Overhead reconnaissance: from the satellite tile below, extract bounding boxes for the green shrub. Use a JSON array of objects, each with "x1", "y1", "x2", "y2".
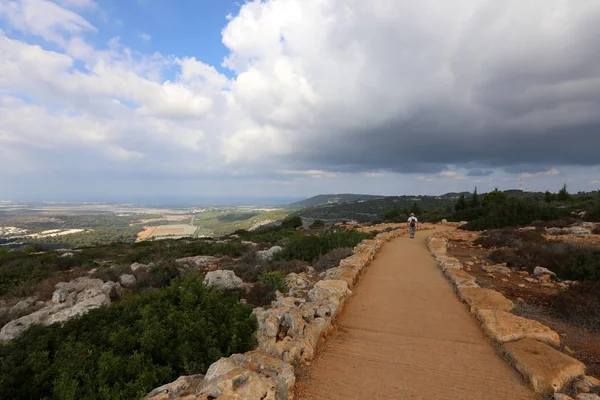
[
  {"x1": 0, "y1": 274, "x2": 256, "y2": 400},
  {"x1": 313, "y1": 247, "x2": 353, "y2": 271},
  {"x1": 258, "y1": 270, "x2": 286, "y2": 292},
  {"x1": 310, "y1": 220, "x2": 325, "y2": 228},
  {"x1": 489, "y1": 242, "x2": 600, "y2": 281},
  {"x1": 276, "y1": 229, "x2": 370, "y2": 263},
  {"x1": 281, "y1": 216, "x2": 303, "y2": 229},
  {"x1": 473, "y1": 228, "x2": 545, "y2": 249}
]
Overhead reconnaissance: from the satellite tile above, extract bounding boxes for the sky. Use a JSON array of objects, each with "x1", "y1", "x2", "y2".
[{"x1": 1, "y1": 0, "x2": 600, "y2": 202}]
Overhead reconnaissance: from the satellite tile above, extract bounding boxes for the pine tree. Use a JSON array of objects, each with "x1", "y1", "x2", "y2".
[
  {"x1": 470, "y1": 187, "x2": 480, "y2": 208},
  {"x1": 455, "y1": 194, "x2": 467, "y2": 212},
  {"x1": 544, "y1": 190, "x2": 554, "y2": 203},
  {"x1": 557, "y1": 184, "x2": 570, "y2": 202},
  {"x1": 410, "y1": 202, "x2": 422, "y2": 215}
]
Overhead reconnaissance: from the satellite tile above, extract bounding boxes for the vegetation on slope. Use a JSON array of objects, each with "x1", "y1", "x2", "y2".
[{"x1": 0, "y1": 275, "x2": 256, "y2": 400}]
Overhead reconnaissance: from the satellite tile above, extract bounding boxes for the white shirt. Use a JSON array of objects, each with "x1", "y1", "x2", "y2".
[{"x1": 407, "y1": 216, "x2": 418, "y2": 226}]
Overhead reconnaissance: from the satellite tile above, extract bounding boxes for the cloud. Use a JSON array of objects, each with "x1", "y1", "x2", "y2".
[
  {"x1": 0, "y1": 0, "x2": 96, "y2": 45},
  {"x1": 1, "y1": 0, "x2": 600, "y2": 197},
  {"x1": 139, "y1": 32, "x2": 151, "y2": 42},
  {"x1": 591, "y1": 180, "x2": 600, "y2": 185},
  {"x1": 520, "y1": 168, "x2": 560, "y2": 179},
  {"x1": 467, "y1": 169, "x2": 494, "y2": 177}
]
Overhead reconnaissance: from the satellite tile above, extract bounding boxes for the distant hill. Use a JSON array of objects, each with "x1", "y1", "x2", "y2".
[
  {"x1": 285, "y1": 194, "x2": 386, "y2": 210},
  {"x1": 293, "y1": 195, "x2": 456, "y2": 222}
]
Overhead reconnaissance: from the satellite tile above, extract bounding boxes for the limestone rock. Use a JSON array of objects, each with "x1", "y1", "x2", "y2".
[
  {"x1": 59, "y1": 252, "x2": 74, "y2": 258},
  {"x1": 554, "y1": 395, "x2": 574, "y2": 400},
  {"x1": 445, "y1": 269, "x2": 478, "y2": 289},
  {"x1": 1, "y1": 277, "x2": 121, "y2": 341},
  {"x1": 503, "y1": 338, "x2": 586, "y2": 394},
  {"x1": 176, "y1": 256, "x2": 217, "y2": 269},
  {"x1": 458, "y1": 287, "x2": 514, "y2": 313},
  {"x1": 119, "y1": 274, "x2": 137, "y2": 288},
  {"x1": 145, "y1": 374, "x2": 204, "y2": 399},
  {"x1": 534, "y1": 267, "x2": 557, "y2": 279},
  {"x1": 130, "y1": 262, "x2": 149, "y2": 272},
  {"x1": 475, "y1": 309, "x2": 561, "y2": 346},
  {"x1": 9, "y1": 296, "x2": 37, "y2": 314},
  {"x1": 204, "y1": 270, "x2": 243, "y2": 290},
  {"x1": 256, "y1": 246, "x2": 283, "y2": 261},
  {"x1": 145, "y1": 351, "x2": 294, "y2": 400},
  {"x1": 576, "y1": 395, "x2": 600, "y2": 400},
  {"x1": 565, "y1": 226, "x2": 592, "y2": 236},
  {"x1": 584, "y1": 375, "x2": 600, "y2": 387},
  {"x1": 482, "y1": 264, "x2": 512, "y2": 275}
]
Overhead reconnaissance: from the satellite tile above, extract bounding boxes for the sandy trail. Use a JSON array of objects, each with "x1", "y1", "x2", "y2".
[{"x1": 295, "y1": 228, "x2": 537, "y2": 400}]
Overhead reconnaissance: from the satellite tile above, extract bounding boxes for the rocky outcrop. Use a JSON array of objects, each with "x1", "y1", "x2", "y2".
[
  {"x1": 176, "y1": 256, "x2": 218, "y2": 269},
  {"x1": 145, "y1": 350, "x2": 295, "y2": 400},
  {"x1": 257, "y1": 246, "x2": 283, "y2": 261},
  {"x1": 119, "y1": 274, "x2": 137, "y2": 288},
  {"x1": 503, "y1": 338, "x2": 586, "y2": 394},
  {"x1": 204, "y1": 270, "x2": 243, "y2": 290},
  {"x1": 1, "y1": 277, "x2": 122, "y2": 341}
]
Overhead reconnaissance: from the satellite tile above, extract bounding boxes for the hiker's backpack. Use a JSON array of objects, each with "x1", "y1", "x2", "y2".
[{"x1": 409, "y1": 218, "x2": 416, "y2": 227}]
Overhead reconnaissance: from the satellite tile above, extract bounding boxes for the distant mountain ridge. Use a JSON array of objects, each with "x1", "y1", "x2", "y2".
[{"x1": 285, "y1": 194, "x2": 386, "y2": 209}]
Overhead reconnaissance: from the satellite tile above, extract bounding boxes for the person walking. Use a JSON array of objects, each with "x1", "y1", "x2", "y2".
[{"x1": 407, "y1": 213, "x2": 418, "y2": 239}]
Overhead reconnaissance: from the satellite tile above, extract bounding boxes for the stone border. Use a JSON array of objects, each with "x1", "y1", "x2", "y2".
[
  {"x1": 146, "y1": 224, "x2": 434, "y2": 400},
  {"x1": 427, "y1": 233, "x2": 599, "y2": 399}
]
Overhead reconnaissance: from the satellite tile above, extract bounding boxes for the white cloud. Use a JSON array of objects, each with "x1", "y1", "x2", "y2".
[
  {"x1": 1, "y1": 0, "x2": 600, "y2": 197},
  {"x1": 0, "y1": 0, "x2": 96, "y2": 45},
  {"x1": 520, "y1": 168, "x2": 560, "y2": 179},
  {"x1": 591, "y1": 180, "x2": 600, "y2": 185},
  {"x1": 139, "y1": 32, "x2": 151, "y2": 42}
]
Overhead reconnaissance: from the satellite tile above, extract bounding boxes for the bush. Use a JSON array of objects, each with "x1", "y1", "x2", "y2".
[
  {"x1": 281, "y1": 216, "x2": 303, "y2": 229},
  {"x1": 0, "y1": 274, "x2": 256, "y2": 400},
  {"x1": 276, "y1": 229, "x2": 370, "y2": 263},
  {"x1": 258, "y1": 270, "x2": 286, "y2": 293},
  {"x1": 489, "y1": 242, "x2": 600, "y2": 281},
  {"x1": 313, "y1": 247, "x2": 353, "y2": 271},
  {"x1": 473, "y1": 228, "x2": 545, "y2": 249},
  {"x1": 310, "y1": 220, "x2": 325, "y2": 228},
  {"x1": 548, "y1": 281, "x2": 600, "y2": 332}
]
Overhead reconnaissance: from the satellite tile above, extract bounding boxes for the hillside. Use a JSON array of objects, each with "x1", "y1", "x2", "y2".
[
  {"x1": 293, "y1": 195, "x2": 455, "y2": 222},
  {"x1": 285, "y1": 194, "x2": 385, "y2": 210}
]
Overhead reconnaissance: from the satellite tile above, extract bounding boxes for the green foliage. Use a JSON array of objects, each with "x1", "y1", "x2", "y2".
[
  {"x1": 458, "y1": 192, "x2": 568, "y2": 230},
  {"x1": 276, "y1": 229, "x2": 370, "y2": 263},
  {"x1": 548, "y1": 281, "x2": 600, "y2": 332},
  {"x1": 409, "y1": 202, "x2": 422, "y2": 215},
  {"x1": 382, "y1": 208, "x2": 407, "y2": 223},
  {"x1": 544, "y1": 190, "x2": 555, "y2": 203},
  {"x1": 310, "y1": 219, "x2": 325, "y2": 228},
  {"x1": 470, "y1": 187, "x2": 480, "y2": 209},
  {"x1": 557, "y1": 183, "x2": 571, "y2": 202},
  {"x1": 216, "y1": 212, "x2": 260, "y2": 222},
  {"x1": 0, "y1": 275, "x2": 256, "y2": 400},
  {"x1": 281, "y1": 216, "x2": 303, "y2": 229},
  {"x1": 455, "y1": 194, "x2": 468, "y2": 212},
  {"x1": 0, "y1": 239, "x2": 245, "y2": 296},
  {"x1": 586, "y1": 200, "x2": 600, "y2": 222},
  {"x1": 258, "y1": 270, "x2": 286, "y2": 292}
]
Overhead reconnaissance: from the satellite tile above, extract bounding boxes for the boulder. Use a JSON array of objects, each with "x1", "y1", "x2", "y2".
[
  {"x1": 176, "y1": 256, "x2": 217, "y2": 269},
  {"x1": 119, "y1": 274, "x2": 137, "y2": 288},
  {"x1": 534, "y1": 267, "x2": 557, "y2": 279},
  {"x1": 145, "y1": 351, "x2": 295, "y2": 400},
  {"x1": 475, "y1": 309, "x2": 561, "y2": 346},
  {"x1": 1, "y1": 278, "x2": 121, "y2": 341},
  {"x1": 130, "y1": 262, "x2": 149, "y2": 272},
  {"x1": 565, "y1": 226, "x2": 592, "y2": 236},
  {"x1": 482, "y1": 264, "x2": 512, "y2": 275},
  {"x1": 59, "y1": 252, "x2": 74, "y2": 258},
  {"x1": 256, "y1": 246, "x2": 283, "y2": 261},
  {"x1": 503, "y1": 338, "x2": 586, "y2": 394},
  {"x1": 204, "y1": 270, "x2": 243, "y2": 290},
  {"x1": 458, "y1": 287, "x2": 514, "y2": 313}
]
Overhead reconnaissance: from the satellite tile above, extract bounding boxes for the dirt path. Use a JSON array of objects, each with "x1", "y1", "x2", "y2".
[{"x1": 295, "y1": 229, "x2": 537, "y2": 400}]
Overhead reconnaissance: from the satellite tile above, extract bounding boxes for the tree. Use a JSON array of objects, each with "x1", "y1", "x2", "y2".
[
  {"x1": 410, "y1": 202, "x2": 422, "y2": 216},
  {"x1": 482, "y1": 188, "x2": 507, "y2": 208},
  {"x1": 470, "y1": 187, "x2": 480, "y2": 208},
  {"x1": 544, "y1": 190, "x2": 554, "y2": 203},
  {"x1": 557, "y1": 184, "x2": 570, "y2": 202},
  {"x1": 455, "y1": 194, "x2": 467, "y2": 212}
]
